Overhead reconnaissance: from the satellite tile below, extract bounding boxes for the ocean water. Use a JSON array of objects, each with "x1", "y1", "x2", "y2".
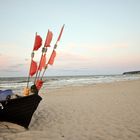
[{"x1": 0, "y1": 74, "x2": 140, "y2": 94}]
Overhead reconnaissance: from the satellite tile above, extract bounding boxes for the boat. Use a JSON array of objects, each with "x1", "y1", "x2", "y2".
[
  {"x1": 0, "y1": 25, "x2": 64, "y2": 128},
  {"x1": 0, "y1": 89, "x2": 42, "y2": 128}
]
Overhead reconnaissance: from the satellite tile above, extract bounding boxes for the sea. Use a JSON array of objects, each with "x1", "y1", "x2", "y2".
[{"x1": 0, "y1": 74, "x2": 140, "y2": 94}]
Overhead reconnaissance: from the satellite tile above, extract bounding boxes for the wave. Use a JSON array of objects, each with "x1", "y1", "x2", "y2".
[{"x1": 0, "y1": 75, "x2": 140, "y2": 92}]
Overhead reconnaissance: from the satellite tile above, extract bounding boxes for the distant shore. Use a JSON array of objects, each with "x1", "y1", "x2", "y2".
[{"x1": 123, "y1": 70, "x2": 140, "y2": 75}]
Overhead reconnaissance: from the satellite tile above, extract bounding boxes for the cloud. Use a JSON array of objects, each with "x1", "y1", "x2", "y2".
[
  {"x1": 25, "y1": 58, "x2": 29, "y2": 61},
  {"x1": 8, "y1": 63, "x2": 25, "y2": 68},
  {"x1": 0, "y1": 69, "x2": 19, "y2": 73},
  {"x1": 57, "y1": 51, "x2": 88, "y2": 60},
  {"x1": 54, "y1": 41, "x2": 140, "y2": 71},
  {"x1": 111, "y1": 43, "x2": 129, "y2": 48},
  {"x1": 83, "y1": 42, "x2": 129, "y2": 53},
  {"x1": 0, "y1": 42, "x2": 31, "y2": 61}
]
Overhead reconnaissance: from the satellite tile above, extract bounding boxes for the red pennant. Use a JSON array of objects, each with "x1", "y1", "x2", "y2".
[
  {"x1": 30, "y1": 60, "x2": 37, "y2": 76},
  {"x1": 44, "y1": 30, "x2": 53, "y2": 47},
  {"x1": 38, "y1": 54, "x2": 46, "y2": 71},
  {"x1": 33, "y1": 34, "x2": 42, "y2": 51},
  {"x1": 48, "y1": 50, "x2": 56, "y2": 65},
  {"x1": 57, "y1": 25, "x2": 64, "y2": 43},
  {"x1": 35, "y1": 79, "x2": 43, "y2": 90}
]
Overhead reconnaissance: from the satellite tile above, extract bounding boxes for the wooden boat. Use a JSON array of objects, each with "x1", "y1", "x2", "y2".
[{"x1": 0, "y1": 91, "x2": 42, "y2": 128}]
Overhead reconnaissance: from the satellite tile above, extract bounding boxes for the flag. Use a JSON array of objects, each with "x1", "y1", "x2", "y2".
[
  {"x1": 57, "y1": 25, "x2": 65, "y2": 42},
  {"x1": 30, "y1": 60, "x2": 37, "y2": 76},
  {"x1": 33, "y1": 35, "x2": 42, "y2": 51},
  {"x1": 38, "y1": 54, "x2": 46, "y2": 71},
  {"x1": 48, "y1": 50, "x2": 56, "y2": 65},
  {"x1": 35, "y1": 79, "x2": 43, "y2": 90},
  {"x1": 44, "y1": 30, "x2": 53, "y2": 47}
]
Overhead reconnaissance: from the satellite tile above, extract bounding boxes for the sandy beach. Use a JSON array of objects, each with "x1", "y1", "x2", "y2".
[{"x1": 0, "y1": 80, "x2": 140, "y2": 140}]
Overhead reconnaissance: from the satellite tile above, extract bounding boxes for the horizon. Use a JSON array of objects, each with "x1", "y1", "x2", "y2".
[
  {"x1": 0, "y1": 0, "x2": 140, "y2": 77},
  {"x1": 0, "y1": 71, "x2": 140, "y2": 78}
]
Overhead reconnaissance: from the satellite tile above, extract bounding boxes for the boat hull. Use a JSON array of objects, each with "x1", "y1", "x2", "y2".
[{"x1": 0, "y1": 94, "x2": 42, "y2": 128}]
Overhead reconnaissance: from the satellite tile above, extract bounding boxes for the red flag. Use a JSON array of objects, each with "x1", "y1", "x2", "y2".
[
  {"x1": 30, "y1": 60, "x2": 37, "y2": 76},
  {"x1": 33, "y1": 34, "x2": 42, "y2": 51},
  {"x1": 35, "y1": 79, "x2": 43, "y2": 90},
  {"x1": 38, "y1": 54, "x2": 46, "y2": 71},
  {"x1": 57, "y1": 25, "x2": 65, "y2": 43},
  {"x1": 44, "y1": 30, "x2": 53, "y2": 47},
  {"x1": 48, "y1": 50, "x2": 56, "y2": 65}
]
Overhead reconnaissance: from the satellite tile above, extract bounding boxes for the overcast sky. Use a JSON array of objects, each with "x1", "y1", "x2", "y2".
[{"x1": 0, "y1": 0, "x2": 140, "y2": 77}]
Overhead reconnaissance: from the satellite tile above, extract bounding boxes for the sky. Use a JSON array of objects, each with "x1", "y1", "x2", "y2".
[{"x1": 0, "y1": 0, "x2": 140, "y2": 77}]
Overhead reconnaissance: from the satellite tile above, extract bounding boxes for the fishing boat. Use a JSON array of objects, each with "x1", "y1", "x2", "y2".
[
  {"x1": 0, "y1": 25, "x2": 64, "y2": 128},
  {"x1": 0, "y1": 89, "x2": 42, "y2": 128}
]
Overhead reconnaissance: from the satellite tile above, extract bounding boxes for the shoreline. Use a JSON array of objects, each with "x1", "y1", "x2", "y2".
[{"x1": 44, "y1": 79, "x2": 140, "y2": 93}]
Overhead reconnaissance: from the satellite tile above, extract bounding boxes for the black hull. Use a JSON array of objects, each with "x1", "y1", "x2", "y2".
[{"x1": 0, "y1": 94, "x2": 42, "y2": 128}]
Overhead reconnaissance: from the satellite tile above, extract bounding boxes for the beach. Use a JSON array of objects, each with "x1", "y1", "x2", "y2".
[{"x1": 0, "y1": 79, "x2": 140, "y2": 140}]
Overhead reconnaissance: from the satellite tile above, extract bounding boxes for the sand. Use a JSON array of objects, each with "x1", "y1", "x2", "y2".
[{"x1": 0, "y1": 80, "x2": 140, "y2": 140}]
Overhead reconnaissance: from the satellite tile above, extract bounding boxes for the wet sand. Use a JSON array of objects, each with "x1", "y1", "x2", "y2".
[{"x1": 0, "y1": 80, "x2": 140, "y2": 140}]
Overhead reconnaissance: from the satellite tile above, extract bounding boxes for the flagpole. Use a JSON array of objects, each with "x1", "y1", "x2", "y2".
[
  {"x1": 41, "y1": 25, "x2": 65, "y2": 80},
  {"x1": 40, "y1": 45, "x2": 57, "y2": 80},
  {"x1": 34, "y1": 30, "x2": 53, "y2": 84},
  {"x1": 27, "y1": 51, "x2": 35, "y2": 88},
  {"x1": 26, "y1": 32, "x2": 42, "y2": 87},
  {"x1": 40, "y1": 65, "x2": 47, "y2": 80},
  {"x1": 34, "y1": 47, "x2": 46, "y2": 84},
  {"x1": 26, "y1": 32, "x2": 37, "y2": 88}
]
